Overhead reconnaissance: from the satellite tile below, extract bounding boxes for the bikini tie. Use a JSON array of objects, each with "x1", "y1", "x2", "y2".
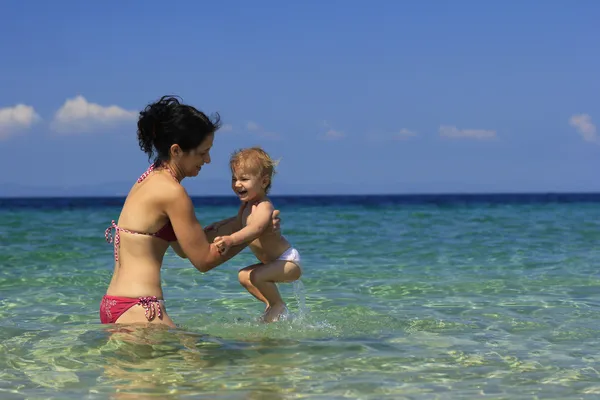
[
  {"x1": 105, "y1": 220, "x2": 121, "y2": 261},
  {"x1": 139, "y1": 296, "x2": 162, "y2": 321},
  {"x1": 104, "y1": 163, "x2": 179, "y2": 262}
]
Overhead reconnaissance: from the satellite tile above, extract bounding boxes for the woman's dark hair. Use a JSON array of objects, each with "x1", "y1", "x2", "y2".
[{"x1": 137, "y1": 95, "x2": 221, "y2": 165}]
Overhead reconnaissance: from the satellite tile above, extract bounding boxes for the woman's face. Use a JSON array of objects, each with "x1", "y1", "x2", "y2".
[{"x1": 180, "y1": 133, "x2": 214, "y2": 177}]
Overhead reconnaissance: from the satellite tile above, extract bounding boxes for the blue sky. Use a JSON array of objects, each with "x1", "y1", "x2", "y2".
[{"x1": 0, "y1": 1, "x2": 598, "y2": 196}]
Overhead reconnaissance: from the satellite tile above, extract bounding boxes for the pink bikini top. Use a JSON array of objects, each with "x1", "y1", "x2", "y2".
[{"x1": 105, "y1": 163, "x2": 179, "y2": 262}]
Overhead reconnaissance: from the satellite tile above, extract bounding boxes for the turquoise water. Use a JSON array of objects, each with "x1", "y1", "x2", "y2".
[{"x1": 1, "y1": 196, "x2": 600, "y2": 399}]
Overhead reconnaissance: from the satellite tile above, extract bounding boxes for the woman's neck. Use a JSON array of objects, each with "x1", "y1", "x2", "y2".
[{"x1": 162, "y1": 160, "x2": 184, "y2": 182}]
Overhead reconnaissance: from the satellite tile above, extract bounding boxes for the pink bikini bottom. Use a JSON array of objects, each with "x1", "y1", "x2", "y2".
[{"x1": 99, "y1": 294, "x2": 162, "y2": 324}]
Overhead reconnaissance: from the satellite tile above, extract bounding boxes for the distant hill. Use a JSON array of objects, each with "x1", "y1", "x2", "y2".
[
  {"x1": 0, "y1": 179, "x2": 403, "y2": 197},
  {"x1": 1, "y1": 180, "x2": 598, "y2": 198},
  {"x1": 0, "y1": 180, "x2": 391, "y2": 197}
]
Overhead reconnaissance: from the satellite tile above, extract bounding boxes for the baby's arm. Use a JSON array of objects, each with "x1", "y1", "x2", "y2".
[
  {"x1": 229, "y1": 201, "x2": 274, "y2": 245},
  {"x1": 215, "y1": 201, "x2": 274, "y2": 248},
  {"x1": 173, "y1": 202, "x2": 247, "y2": 259}
]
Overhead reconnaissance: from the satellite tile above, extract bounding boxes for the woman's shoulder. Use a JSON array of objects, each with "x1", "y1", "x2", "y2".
[
  {"x1": 131, "y1": 172, "x2": 189, "y2": 207},
  {"x1": 153, "y1": 175, "x2": 188, "y2": 201}
]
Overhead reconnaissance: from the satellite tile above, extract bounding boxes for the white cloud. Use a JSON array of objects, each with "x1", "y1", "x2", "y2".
[
  {"x1": 395, "y1": 128, "x2": 417, "y2": 139},
  {"x1": 439, "y1": 125, "x2": 496, "y2": 140},
  {"x1": 324, "y1": 128, "x2": 344, "y2": 139},
  {"x1": 366, "y1": 128, "x2": 417, "y2": 142},
  {"x1": 569, "y1": 114, "x2": 597, "y2": 143},
  {"x1": 320, "y1": 120, "x2": 345, "y2": 140},
  {"x1": 245, "y1": 121, "x2": 279, "y2": 139},
  {"x1": 0, "y1": 104, "x2": 41, "y2": 140},
  {"x1": 51, "y1": 95, "x2": 137, "y2": 134}
]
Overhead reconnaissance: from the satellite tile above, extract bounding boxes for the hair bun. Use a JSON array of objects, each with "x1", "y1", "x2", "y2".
[{"x1": 136, "y1": 95, "x2": 221, "y2": 165}]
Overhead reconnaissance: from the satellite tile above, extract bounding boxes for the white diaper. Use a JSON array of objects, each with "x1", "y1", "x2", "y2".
[{"x1": 276, "y1": 247, "x2": 301, "y2": 267}]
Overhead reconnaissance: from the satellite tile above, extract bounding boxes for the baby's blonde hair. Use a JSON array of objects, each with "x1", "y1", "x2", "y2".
[{"x1": 229, "y1": 147, "x2": 279, "y2": 194}]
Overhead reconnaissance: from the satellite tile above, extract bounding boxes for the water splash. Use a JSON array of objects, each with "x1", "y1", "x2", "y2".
[{"x1": 292, "y1": 279, "x2": 309, "y2": 320}]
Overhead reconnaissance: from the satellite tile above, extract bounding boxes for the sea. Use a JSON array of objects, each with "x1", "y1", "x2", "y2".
[{"x1": 1, "y1": 193, "x2": 600, "y2": 399}]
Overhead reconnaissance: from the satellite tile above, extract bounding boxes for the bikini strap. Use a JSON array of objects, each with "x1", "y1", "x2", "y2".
[
  {"x1": 137, "y1": 164, "x2": 156, "y2": 183},
  {"x1": 105, "y1": 164, "x2": 179, "y2": 261},
  {"x1": 105, "y1": 220, "x2": 154, "y2": 262},
  {"x1": 105, "y1": 220, "x2": 122, "y2": 261},
  {"x1": 137, "y1": 163, "x2": 179, "y2": 183}
]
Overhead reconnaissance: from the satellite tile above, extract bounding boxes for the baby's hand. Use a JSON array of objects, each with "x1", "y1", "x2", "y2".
[{"x1": 213, "y1": 236, "x2": 233, "y2": 255}]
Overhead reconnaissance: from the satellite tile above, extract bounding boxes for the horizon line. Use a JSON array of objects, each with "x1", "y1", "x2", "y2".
[{"x1": 2, "y1": 191, "x2": 600, "y2": 200}]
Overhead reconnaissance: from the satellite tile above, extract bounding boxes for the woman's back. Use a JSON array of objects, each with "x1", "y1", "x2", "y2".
[{"x1": 105, "y1": 166, "x2": 181, "y2": 298}]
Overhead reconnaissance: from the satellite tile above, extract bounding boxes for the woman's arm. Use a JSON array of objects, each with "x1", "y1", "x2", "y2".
[
  {"x1": 164, "y1": 186, "x2": 229, "y2": 272},
  {"x1": 170, "y1": 242, "x2": 187, "y2": 258},
  {"x1": 166, "y1": 189, "x2": 281, "y2": 270},
  {"x1": 203, "y1": 216, "x2": 236, "y2": 232},
  {"x1": 172, "y1": 204, "x2": 246, "y2": 259}
]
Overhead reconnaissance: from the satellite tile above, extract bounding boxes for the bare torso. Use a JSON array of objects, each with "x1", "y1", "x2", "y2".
[
  {"x1": 105, "y1": 171, "x2": 177, "y2": 299},
  {"x1": 101, "y1": 165, "x2": 256, "y2": 326},
  {"x1": 242, "y1": 200, "x2": 290, "y2": 264}
]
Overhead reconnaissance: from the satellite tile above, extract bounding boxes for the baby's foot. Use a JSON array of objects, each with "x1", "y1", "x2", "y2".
[{"x1": 261, "y1": 303, "x2": 288, "y2": 323}]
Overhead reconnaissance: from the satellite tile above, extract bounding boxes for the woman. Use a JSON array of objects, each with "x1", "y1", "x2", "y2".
[{"x1": 99, "y1": 95, "x2": 281, "y2": 327}]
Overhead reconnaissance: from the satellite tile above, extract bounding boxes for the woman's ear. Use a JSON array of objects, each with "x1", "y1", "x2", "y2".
[{"x1": 169, "y1": 144, "x2": 183, "y2": 159}]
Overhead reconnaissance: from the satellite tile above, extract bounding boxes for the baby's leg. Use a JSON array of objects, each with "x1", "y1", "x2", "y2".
[
  {"x1": 238, "y1": 263, "x2": 269, "y2": 304},
  {"x1": 238, "y1": 260, "x2": 302, "y2": 322}
]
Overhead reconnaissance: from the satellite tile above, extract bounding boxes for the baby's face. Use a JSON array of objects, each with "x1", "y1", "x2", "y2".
[{"x1": 231, "y1": 168, "x2": 268, "y2": 202}]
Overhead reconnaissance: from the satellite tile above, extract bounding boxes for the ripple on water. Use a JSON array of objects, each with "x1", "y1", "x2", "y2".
[{"x1": 1, "y1": 202, "x2": 600, "y2": 398}]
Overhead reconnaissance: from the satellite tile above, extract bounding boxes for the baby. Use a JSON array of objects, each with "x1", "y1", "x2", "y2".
[{"x1": 213, "y1": 147, "x2": 302, "y2": 322}]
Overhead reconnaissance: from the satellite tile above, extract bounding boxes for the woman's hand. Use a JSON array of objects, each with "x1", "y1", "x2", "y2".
[{"x1": 271, "y1": 209, "x2": 281, "y2": 232}]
